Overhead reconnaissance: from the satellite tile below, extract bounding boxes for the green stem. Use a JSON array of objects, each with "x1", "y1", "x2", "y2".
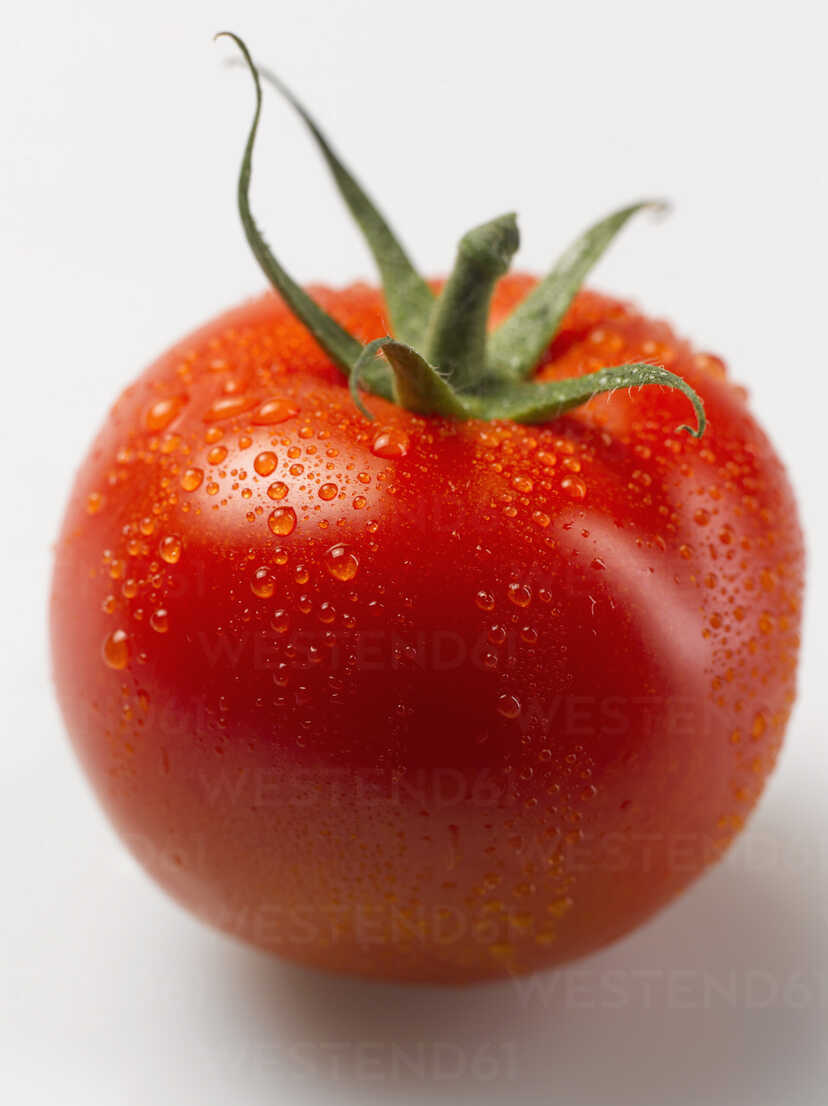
[
  {"x1": 487, "y1": 201, "x2": 667, "y2": 382},
  {"x1": 218, "y1": 33, "x2": 368, "y2": 377},
  {"x1": 251, "y1": 62, "x2": 435, "y2": 347},
  {"x1": 383, "y1": 341, "x2": 471, "y2": 418},
  {"x1": 217, "y1": 33, "x2": 707, "y2": 440},
  {"x1": 424, "y1": 213, "x2": 519, "y2": 394}
]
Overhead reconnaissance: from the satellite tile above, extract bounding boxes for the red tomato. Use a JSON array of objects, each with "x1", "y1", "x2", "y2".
[{"x1": 50, "y1": 279, "x2": 803, "y2": 982}]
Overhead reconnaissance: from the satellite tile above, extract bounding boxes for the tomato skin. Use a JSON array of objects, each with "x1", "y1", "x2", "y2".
[{"x1": 50, "y1": 278, "x2": 803, "y2": 982}]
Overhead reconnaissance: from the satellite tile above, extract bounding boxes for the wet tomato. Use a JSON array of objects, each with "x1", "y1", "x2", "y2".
[{"x1": 50, "y1": 37, "x2": 803, "y2": 981}]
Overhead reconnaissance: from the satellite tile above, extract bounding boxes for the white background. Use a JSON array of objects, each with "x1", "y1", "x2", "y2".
[{"x1": 2, "y1": 1, "x2": 827, "y2": 1103}]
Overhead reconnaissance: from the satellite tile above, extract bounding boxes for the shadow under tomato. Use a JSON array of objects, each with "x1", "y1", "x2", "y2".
[{"x1": 206, "y1": 781, "x2": 828, "y2": 1106}]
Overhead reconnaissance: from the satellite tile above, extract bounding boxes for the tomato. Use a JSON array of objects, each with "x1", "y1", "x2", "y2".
[
  {"x1": 50, "y1": 278, "x2": 803, "y2": 981},
  {"x1": 50, "y1": 36, "x2": 803, "y2": 982}
]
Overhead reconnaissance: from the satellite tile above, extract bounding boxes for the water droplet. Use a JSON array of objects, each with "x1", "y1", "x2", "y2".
[
  {"x1": 475, "y1": 590, "x2": 495, "y2": 612},
  {"x1": 206, "y1": 481, "x2": 219, "y2": 496},
  {"x1": 139, "y1": 516, "x2": 155, "y2": 536},
  {"x1": 251, "y1": 567, "x2": 275, "y2": 598},
  {"x1": 324, "y1": 543, "x2": 359, "y2": 581},
  {"x1": 149, "y1": 608, "x2": 169, "y2": 633},
  {"x1": 561, "y1": 475, "x2": 586, "y2": 500},
  {"x1": 203, "y1": 394, "x2": 257, "y2": 422},
  {"x1": 268, "y1": 507, "x2": 297, "y2": 536},
  {"x1": 251, "y1": 397, "x2": 299, "y2": 425},
  {"x1": 353, "y1": 495, "x2": 367, "y2": 510},
  {"x1": 207, "y1": 444, "x2": 228, "y2": 465},
  {"x1": 145, "y1": 394, "x2": 187, "y2": 431},
  {"x1": 254, "y1": 451, "x2": 278, "y2": 476},
  {"x1": 271, "y1": 610, "x2": 290, "y2": 634},
  {"x1": 158, "y1": 535, "x2": 182, "y2": 564},
  {"x1": 590, "y1": 557, "x2": 606, "y2": 571},
  {"x1": 160, "y1": 434, "x2": 181, "y2": 454},
  {"x1": 180, "y1": 467, "x2": 204, "y2": 492},
  {"x1": 86, "y1": 492, "x2": 105, "y2": 515},
  {"x1": 512, "y1": 475, "x2": 533, "y2": 493},
  {"x1": 371, "y1": 427, "x2": 409, "y2": 459},
  {"x1": 267, "y1": 481, "x2": 288, "y2": 500},
  {"x1": 693, "y1": 508, "x2": 710, "y2": 526},
  {"x1": 532, "y1": 510, "x2": 550, "y2": 528},
  {"x1": 507, "y1": 582, "x2": 532, "y2": 608},
  {"x1": 496, "y1": 693, "x2": 521, "y2": 719},
  {"x1": 318, "y1": 482, "x2": 338, "y2": 501},
  {"x1": 102, "y1": 629, "x2": 129, "y2": 669}
]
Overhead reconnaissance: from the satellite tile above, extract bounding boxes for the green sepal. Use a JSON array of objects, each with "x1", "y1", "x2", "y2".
[
  {"x1": 217, "y1": 34, "x2": 706, "y2": 441},
  {"x1": 424, "y1": 213, "x2": 520, "y2": 395},
  {"x1": 474, "y1": 361, "x2": 706, "y2": 437},
  {"x1": 251, "y1": 62, "x2": 435, "y2": 347},
  {"x1": 218, "y1": 32, "x2": 364, "y2": 375},
  {"x1": 383, "y1": 341, "x2": 471, "y2": 418},
  {"x1": 487, "y1": 201, "x2": 668, "y2": 382},
  {"x1": 347, "y1": 337, "x2": 391, "y2": 419}
]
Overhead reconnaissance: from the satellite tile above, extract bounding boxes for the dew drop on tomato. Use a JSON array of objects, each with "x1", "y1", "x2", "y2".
[
  {"x1": 268, "y1": 507, "x2": 297, "y2": 536},
  {"x1": 371, "y1": 427, "x2": 409, "y2": 459},
  {"x1": 251, "y1": 567, "x2": 275, "y2": 598},
  {"x1": 475, "y1": 590, "x2": 495, "y2": 612},
  {"x1": 149, "y1": 608, "x2": 169, "y2": 633},
  {"x1": 251, "y1": 398, "x2": 299, "y2": 425},
  {"x1": 254, "y1": 451, "x2": 278, "y2": 476},
  {"x1": 511, "y1": 475, "x2": 533, "y2": 493},
  {"x1": 270, "y1": 610, "x2": 290, "y2": 634},
  {"x1": 496, "y1": 693, "x2": 522, "y2": 719},
  {"x1": 102, "y1": 628, "x2": 129, "y2": 669},
  {"x1": 324, "y1": 544, "x2": 359, "y2": 582},
  {"x1": 203, "y1": 394, "x2": 257, "y2": 422},
  {"x1": 180, "y1": 467, "x2": 204, "y2": 492},
  {"x1": 561, "y1": 475, "x2": 587, "y2": 500},
  {"x1": 507, "y1": 582, "x2": 532, "y2": 608},
  {"x1": 145, "y1": 394, "x2": 187, "y2": 431},
  {"x1": 158, "y1": 535, "x2": 182, "y2": 564}
]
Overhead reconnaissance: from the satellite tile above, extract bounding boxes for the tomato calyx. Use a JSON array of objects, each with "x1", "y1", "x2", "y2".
[{"x1": 218, "y1": 32, "x2": 705, "y2": 438}]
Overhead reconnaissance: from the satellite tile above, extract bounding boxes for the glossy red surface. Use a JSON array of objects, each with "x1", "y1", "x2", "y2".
[{"x1": 51, "y1": 278, "x2": 804, "y2": 980}]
